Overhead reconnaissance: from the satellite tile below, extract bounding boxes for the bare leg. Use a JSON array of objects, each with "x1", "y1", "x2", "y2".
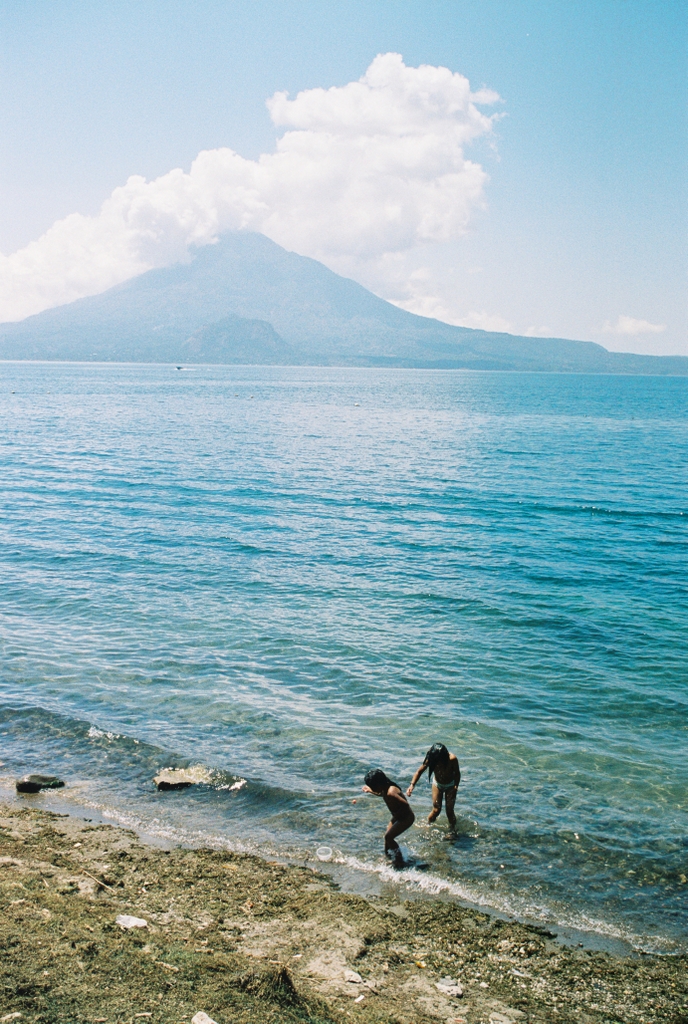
[
  {"x1": 384, "y1": 812, "x2": 415, "y2": 855},
  {"x1": 428, "y1": 783, "x2": 443, "y2": 823},
  {"x1": 445, "y1": 787, "x2": 458, "y2": 830}
]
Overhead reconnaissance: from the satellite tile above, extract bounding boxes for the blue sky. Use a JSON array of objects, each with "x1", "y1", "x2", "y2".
[{"x1": 1, "y1": 0, "x2": 686, "y2": 354}]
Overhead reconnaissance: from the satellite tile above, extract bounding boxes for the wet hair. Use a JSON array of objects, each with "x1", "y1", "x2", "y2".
[
  {"x1": 364, "y1": 768, "x2": 397, "y2": 793},
  {"x1": 423, "y1": 743, "x2": 450, "y2": 782}
]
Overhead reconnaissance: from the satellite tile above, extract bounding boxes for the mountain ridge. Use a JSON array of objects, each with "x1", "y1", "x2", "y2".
[{"x1": 1, "y1": 232, "x2": 685, "y2": 374}]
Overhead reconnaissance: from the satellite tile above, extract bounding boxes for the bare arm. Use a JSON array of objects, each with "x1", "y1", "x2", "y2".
[{"x1": 406, "y1": 763, "x2": 427, "y2": 797}]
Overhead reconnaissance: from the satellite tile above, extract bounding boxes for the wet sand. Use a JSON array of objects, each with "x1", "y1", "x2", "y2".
[{"x1": 1, "y1": 804, "x2": 685, "y2": 1024}]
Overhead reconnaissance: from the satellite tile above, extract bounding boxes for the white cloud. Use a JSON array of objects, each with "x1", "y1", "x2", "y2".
[
  {"x1": 602, "y1": 315, "x2": 666, "y2": 336},
  {"x1": 382, "y1": 259, "x2": 514, "y2": 334},
  {"x1": 451, "y1": 310, "x2": 514, "y2": 333},
  {"x1": 392, "y1": 296, "x2": 514, "y2": 334},
  {"x1": 0, "y1": 53, "x2": 499, "y2": 323},
  {"x1": 523, "y1": 325, "x2": 552, "y2": 337}
]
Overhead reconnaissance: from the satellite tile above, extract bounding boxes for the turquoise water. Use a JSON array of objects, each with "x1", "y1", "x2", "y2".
[{"x1": 1, "y1": 362, "x2": 686, "y2": 952}]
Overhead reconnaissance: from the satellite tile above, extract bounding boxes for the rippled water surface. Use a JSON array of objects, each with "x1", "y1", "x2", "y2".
[{"x1": 1, "y1": 362, "x2": 686, "y2": 951}]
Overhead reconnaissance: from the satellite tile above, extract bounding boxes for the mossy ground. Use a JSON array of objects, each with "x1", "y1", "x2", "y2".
[{"x1": 1, "y1": 805, "x2": 685, "y2": 1024}]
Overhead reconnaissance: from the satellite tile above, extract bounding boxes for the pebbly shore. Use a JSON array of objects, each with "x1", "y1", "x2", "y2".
[{"x1": 0, "y1": 804, "x2": 685, "y2": 1024}]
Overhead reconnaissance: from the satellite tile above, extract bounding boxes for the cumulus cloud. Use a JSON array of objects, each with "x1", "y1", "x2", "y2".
[
  {"x1": 602, "y1": 315, "x2": 666, "y2": 336},
  {"x1": 0, "y1": 53, "x2": 499, "y2": 322}
]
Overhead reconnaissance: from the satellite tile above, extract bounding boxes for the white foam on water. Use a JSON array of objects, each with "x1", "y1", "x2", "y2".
[
  {"x1": 332, "y1": 852, "x2": 678, "y2": 955},
  {"x1": 87, "y1": 725, "x2": 122, "y2": 741},
  {"x1": 60, "y1": 791, "x2": 257, "y2": 857},
  {"x1": 216, "y1": 777, "x2": 246, "y2": 792}
]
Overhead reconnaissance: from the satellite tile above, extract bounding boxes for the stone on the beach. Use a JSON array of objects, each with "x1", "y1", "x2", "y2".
[
  {"x1": 15, "y1": 774, "x2": 65, "y2": 794},
  {"x1": 343, "y1": 969, "x2": 363, "y2": 984},
  {"x1": 115, "y1": 914, "x2": 148, "y2": 930},
  {"x1": 191, "y1": 1014, "x2": 219, "y2": 1024},
  {"x1": 436, "y1": 976, "x2": 463, "y2": 997},
  {"x1": 154, "y1": 766, "x2": 213, "y2": 791}
]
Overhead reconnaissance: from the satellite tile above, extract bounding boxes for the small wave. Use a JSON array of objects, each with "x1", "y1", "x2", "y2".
[
  {"x1": 332, "y1": 853, "x2": 680, "y2": 955},
  {"x1": 206, "y1": 768, "x2": 246, "y2": 792},
  {"x1": 217, "y1": 777, "x2": 246, "y2": 792},
  {"x1": 335, "y1": 851, "x2": 508, "y2": 907},
  {"x1": 91, "y1": 803, "x2": 254, "y2": 855},
  {"x1": 87, "y1": 725, "x2": 122, "y2": 741}
]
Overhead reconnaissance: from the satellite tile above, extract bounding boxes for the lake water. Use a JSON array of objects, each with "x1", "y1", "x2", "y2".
[{"x1": 1, "y1": 362, "x2": 686, "y2": 953}]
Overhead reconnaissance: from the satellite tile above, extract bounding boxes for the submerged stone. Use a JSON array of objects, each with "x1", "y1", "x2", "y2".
[
  {"x1": 154, "y1": 766, "x2": 213, "y2": 791},
  {"x1": 16, "y1": 774, "x2": 65, "y2": 794}
]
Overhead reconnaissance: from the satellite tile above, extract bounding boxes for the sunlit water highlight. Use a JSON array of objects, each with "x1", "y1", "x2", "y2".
[{"x1": 0, "y1": 363, "x2": 686, "y2": 952}]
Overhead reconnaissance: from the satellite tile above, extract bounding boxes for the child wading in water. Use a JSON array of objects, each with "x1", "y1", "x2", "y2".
[
  {"x1": 363, "y1": 768, "x2": 415, "y2": 864},
  {"x1": 407, "y1": 743, "x2": 460, "y2": 830}
]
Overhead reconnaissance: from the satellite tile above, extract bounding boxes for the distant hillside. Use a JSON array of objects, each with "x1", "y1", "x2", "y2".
[{"x1": 0, "y1": 232, "x2": 685, "y2": 374}]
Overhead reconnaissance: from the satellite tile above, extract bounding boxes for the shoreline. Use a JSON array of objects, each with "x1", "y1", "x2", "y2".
[
  {"x1": 0, "y1": 782, "x2": 661, "y2": 960},
  {"x1": 1, "y1": 803, "x2": 685, "y2": 1024}
]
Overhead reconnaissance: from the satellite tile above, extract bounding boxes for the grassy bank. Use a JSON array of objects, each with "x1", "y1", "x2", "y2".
[{"x1": 0, "y1": 804, "x2": 685, "y2": 1024}]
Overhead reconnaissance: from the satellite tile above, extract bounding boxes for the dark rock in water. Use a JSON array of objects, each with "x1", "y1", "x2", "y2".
[
  {"x1": 155, "y1": 777, "x2": 193, "y2": 791},
  {"x1": 16, "y1": 774, "x2": 65, "y2": 794},
  {"x1": 154, "y1": 766, "x2": 213, "y2": 791}
]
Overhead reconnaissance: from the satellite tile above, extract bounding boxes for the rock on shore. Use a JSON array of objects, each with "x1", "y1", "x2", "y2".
[{"x1": 15, "y1": 774, "x2": 65, "y2": 794}]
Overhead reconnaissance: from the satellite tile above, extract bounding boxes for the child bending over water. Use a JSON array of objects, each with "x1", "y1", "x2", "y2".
[
  {"x1": 363, "y1": 768, "x2": 415, "y2": 863},
  {"x1": 407, "y1": 743, "x2": 460, "y2": 829}
]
